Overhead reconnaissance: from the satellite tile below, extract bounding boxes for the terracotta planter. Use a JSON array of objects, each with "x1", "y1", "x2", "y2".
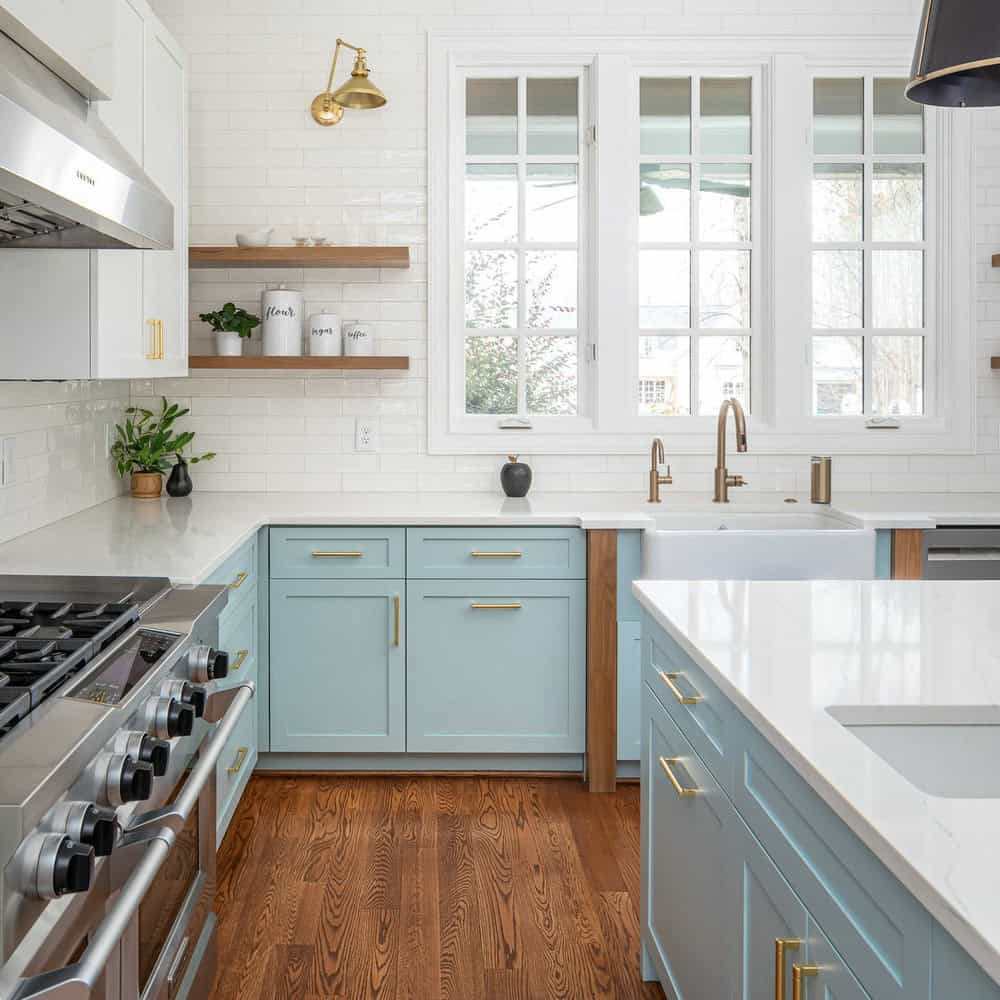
[{"x1": 130, "y1": 471, "x2": 163, "y2": 499}]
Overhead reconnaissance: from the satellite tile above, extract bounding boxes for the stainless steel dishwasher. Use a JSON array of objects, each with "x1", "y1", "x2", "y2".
[{"x1": 922, "y1": 527, "x2": 1000, "y2": 579}]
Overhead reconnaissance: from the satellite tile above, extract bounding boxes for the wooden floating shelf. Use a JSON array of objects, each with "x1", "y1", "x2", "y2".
[
  {"x1": 188, "y1": 245, "x2": 410, "y2": 269},
  {"x1": 188, "y1": 355, "x2": 409, "y2": 371}
]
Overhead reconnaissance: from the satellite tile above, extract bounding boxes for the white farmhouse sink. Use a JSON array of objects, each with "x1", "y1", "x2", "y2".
[{"x1": 641, "y1": 506, "x2": 876, "y2": 580}]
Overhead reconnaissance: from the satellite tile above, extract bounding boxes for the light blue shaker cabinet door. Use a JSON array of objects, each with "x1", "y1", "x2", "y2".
[
  {"x1": 730, "y1": 816, "x2": 808, "y2": 1000},
  {"x1": 617, "y1": 621, "x2": 641, "y2": 761},
  {"x1": 642, "y1": 685, "x2": 735, "y2": 1000},
  {"x1": 405, "y1": 580, "x2": 585, "y2": 753},
  {"x1": 807, "y1": 917, "x2": 875, "y2": 1000},
  {"x1": 269, "y1": 580, "x2": 404, "y2": 752}
]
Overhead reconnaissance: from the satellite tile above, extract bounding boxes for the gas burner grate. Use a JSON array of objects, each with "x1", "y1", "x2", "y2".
[{"x1": 0, "y1": 600, "x2": 139, "y2": 646}]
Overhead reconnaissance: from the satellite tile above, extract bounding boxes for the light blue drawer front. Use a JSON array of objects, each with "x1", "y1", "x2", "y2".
[
  {"x1": 270, "y1": 527, "x2": 405, "y2": 579},
  {"x1": 617, "y1": 621, "x2": 641, "y2": 761},
  {"x1": 269, "y1": 579, "x2": 405, "y2": 752},
  {"x1": 643, "y1": 615, "x2": 734, "y2": 794},
  {"x1": 406, "y1": 526, "x2": 585, "y2": 579},
  {"x1": 219, "y1": 586, "x2": 256, "y2": 675},
  {"x1": 206, "y1": 533, "x2": 257, "y2": 595},
  {"x1": 406, "y1": 579, "x2": 585, "y2": 753},
  {"x1": 216, "y1": 692, "x2": 256, "y2": 842},
  {"x1": 734, "y1": 720, "x2": 931, "y2": 1000}
]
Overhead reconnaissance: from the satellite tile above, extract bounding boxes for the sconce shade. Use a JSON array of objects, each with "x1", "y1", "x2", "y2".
[
  {"x1": 332, "y1": 51, "x2": 387, "y2": 110},
  {"x1": 907, "y1": 0, "x2": 1000, "y2": 107}
]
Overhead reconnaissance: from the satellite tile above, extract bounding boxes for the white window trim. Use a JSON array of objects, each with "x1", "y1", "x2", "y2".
[{"x1": 428, "y1": 34, "x2": 975, "y2": 456}]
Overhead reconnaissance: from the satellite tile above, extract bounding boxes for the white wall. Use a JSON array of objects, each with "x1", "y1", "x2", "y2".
[
  {"x1": 135, "y1": 0, "x2": 1000, "y2": 497},
  {"x1": 0, "y1": 381, "x2": 129, "y2": 545}
]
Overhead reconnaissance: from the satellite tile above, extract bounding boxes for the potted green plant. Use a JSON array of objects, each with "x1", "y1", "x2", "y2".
[
  {"x1": 198, "y1": 301, "x2": 260, "y2": 357},
  {"x1": 111, "y1": 398, "x2": 215, "y2": 499}
]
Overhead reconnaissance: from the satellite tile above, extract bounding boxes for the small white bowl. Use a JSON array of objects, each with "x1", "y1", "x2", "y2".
[
  {"x1": 235, "y1": 228, "x2": 274, "y2": 248},
  {"x1": 311, "y1": 235, "x2": 329, "y2": 246}
]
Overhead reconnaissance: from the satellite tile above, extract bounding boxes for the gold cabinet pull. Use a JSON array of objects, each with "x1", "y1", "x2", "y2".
[
  {"x1": 791, "y1": 964, "x2": 818, "y2": 1000},
  {"x1": 230, "y1": 571, "x2": 249, "y2": 590},
  {"x1": 226, "y1": 747, "x2": 248, "y2": 774},
  {"x1": 470, "y1": 602, "x2": 522, "y2": 610},
  {"x1": 157, "y1": 319, "x2": 165, "y2": 359},
  {"x1": 145, "y1": 319, "x2": 159, "y2": 359},
  {"x1": 659, "y1": 671, "x2": 703, "y2": 706},
  {"x1": 311, "y1": 550, "x2": 363, "y2": 558},
  {"x1": 231, "y1": 649, "x2": 249, "y2": 671},
  {"x1": 470, "y1": 551, "x2": 522, "y2": 558},
  {"x1": 775, "y1": 939, "x2": 801, "y2": 1000},
  {"x1": 393, "y1": 594, "x2": 400, "y2": 647},
  {"x1": 658, "y1": 756, "x2": 698, "y2": 797}
]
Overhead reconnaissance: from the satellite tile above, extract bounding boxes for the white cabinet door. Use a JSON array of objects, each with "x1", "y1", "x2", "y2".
[
  {"x1": 0, "y1": 0, "x2": 113, "y2": 99},
  {"x1": 141, "y1": 20, "x2": 187, "y2": 377},
  {"x1": 91, "y1": 0, "x2": 145, "y2": 379}
]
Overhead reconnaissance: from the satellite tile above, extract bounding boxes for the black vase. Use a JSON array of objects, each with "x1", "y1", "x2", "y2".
[
  {"x1": 500, "y1": 455, "x2": 532, "y2": 498},
  {"x1": 166, "y1": 458, "x2": 193, "y2": 498}
]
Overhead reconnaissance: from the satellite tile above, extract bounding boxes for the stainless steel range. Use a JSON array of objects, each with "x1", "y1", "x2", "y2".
[{"x1": 0, "y1": 575, "x2": 253, "y2": 1000}]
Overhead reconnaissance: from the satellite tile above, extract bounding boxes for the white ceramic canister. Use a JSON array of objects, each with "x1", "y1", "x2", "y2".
[
  {"x1": 261, "y1": 285, "x2": 304, "y2": 356},
  {"x1": 342, "y1": 319, "x2": 375, "y2": 356},
  {"x1": 308, "y1": 313, "x2": 342, "y2": 356}
]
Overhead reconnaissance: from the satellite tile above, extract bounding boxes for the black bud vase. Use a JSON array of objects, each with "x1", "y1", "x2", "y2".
[
  {"x1": 500, "y1": 454, "x2": 532, "y2": 498},
  {"x1": 166, "y1": 457, "x2": 193, "y2": 498}
]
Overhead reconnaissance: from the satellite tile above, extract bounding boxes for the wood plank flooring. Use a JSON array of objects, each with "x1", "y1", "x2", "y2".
[{"x1": 212, "y1": 775, "x2": 664, "y2": 1000}]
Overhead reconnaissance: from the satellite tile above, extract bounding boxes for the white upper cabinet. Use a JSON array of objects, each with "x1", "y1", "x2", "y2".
[{"x1": 0, "y1": 0, "x2": 113, "y2": 99}]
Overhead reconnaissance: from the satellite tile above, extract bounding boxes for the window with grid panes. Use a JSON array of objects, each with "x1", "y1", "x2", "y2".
[
  {"x1": 463, "y1": 75, "x2": 584, "y2": 418},
  {"x1": 810, "y1": 76, "x2": 928, "y2": 417},
  {"x1": 637, "y1": 75, "x2": 755, "y2": 416}
]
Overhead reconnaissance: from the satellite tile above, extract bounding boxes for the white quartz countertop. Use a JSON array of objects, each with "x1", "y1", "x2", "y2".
[
  {"x1": 632, "y1": 577, "x2": 1000, "y2": 987},
  {"x1": 1, "y1": 491, "x2": 999, "y2": 585}
]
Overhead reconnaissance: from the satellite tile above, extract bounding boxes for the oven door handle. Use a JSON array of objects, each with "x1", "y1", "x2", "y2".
[
  {"x1": 8, "y1": 682, "x2": 255, "y2": 1000},
  {"x1": 125, "y1": 682, "x2": 255, "y2": 840}
]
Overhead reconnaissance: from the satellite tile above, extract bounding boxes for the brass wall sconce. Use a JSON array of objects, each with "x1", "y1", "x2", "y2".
[{"x1": 310, "y1": 38, "x2": 387, "y2": 126}]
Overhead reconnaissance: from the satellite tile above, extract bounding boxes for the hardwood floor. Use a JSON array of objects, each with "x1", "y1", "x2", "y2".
[{"x1": 212, "y1": 775, "x2": 664, "y2": 1000}]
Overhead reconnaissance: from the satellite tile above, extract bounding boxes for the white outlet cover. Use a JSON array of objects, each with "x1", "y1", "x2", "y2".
[
  {"x1": 354, "y1": 418, "x2": 378, "y2": 452},
  {"x1": 1, "y1": 438, "x2": 14, "y2": 487}
]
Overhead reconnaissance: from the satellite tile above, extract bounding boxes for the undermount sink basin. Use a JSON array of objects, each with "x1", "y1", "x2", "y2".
[
  {"x1": 830, "y1": 708, "x2": 1000, "y2": 798},
  {"x1": 641, "y1": 506, "x2": 876, "y2": 580}
]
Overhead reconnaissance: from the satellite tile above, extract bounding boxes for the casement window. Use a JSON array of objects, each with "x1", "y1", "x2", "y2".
[{"x1": 428, "y1": 38, "x2": 973, "y2": 455}]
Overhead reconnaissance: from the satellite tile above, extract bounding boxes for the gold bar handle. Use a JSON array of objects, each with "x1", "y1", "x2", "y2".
[
  {"x1": 230, "y1": 572, "x2": 249, "y2": 590},
  {"x1": 659, "y1": 671, "x2": 704, "y2": 705},
  {"x1": 393, "y1": 594, "x2": 400, "y2": 647},
  {"x1": 311, "y1": 551, "x2": 363, "y2": 558},
  {"x1": 145, "y1": 319, "x2": 159, "y2": 360},
  {"x1": 792, "y1": 964, "x2": 818, "y2": 1000},
  {"x1": 230, "y1": 649, "x2": 249, "y2": 671},
  {"x1": 775, "y1": 939, "x2": 801, "y2": 1000},
  {"x1": 470, "y1": 551, "x2": 523, "y2": 558},
  {"x1": 470, "y1": 602, "x2": 522, "y2": 610},
  {"x1": 226, "y1": 747, "x2": 248, "y2": 775},
  {"x1": 658, "y1": 756, "x2": 698, "y2": 797},
  {"x1": 156, "y1": 319, "x2": 165, "y2": 359}
]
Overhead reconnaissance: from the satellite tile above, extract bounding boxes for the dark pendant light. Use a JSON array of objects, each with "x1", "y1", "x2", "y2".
[{"x1": 907, "y1": 0, "x2": 1000, "y2": 107}]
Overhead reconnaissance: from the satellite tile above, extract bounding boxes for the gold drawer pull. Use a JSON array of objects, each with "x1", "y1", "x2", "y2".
[
  {"x1": 229, "y1": 571, "x2": 249, "y2": 590},
  {"x1": 226, "y1": 747, "x2": 248, "y2": 774},
  {"x1": 792, "y1": 964, "x2": 818, "y2": 1000},
  {"x1": 470, "y1": 602, "x2": 522, "y2": 610},
  {"x1": 775, "y1": 939, "x2": 801, "y2": 1000},
  {"x1": 658, "y1": 756, "x2": 697, "y2": 797},
  {"x1": 470, "y1": 551, "x2": 523, "y2": 558},
  {"x1": 231, "y1": 649, "x2": 249, "y2": 671},
  {"x1": 393, "y1": 594, "x2": 400, "y2": 647},
  {"x1": 659, "y1": 671, "x2": 703, "y2": 705},
  {"x1": 311, "y1": 550, "x2": 363, "y2": 558}
]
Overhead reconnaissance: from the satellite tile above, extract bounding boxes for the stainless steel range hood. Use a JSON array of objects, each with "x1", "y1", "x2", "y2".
[{"x1": 0, "y1": 31, "x2": 173, "y2": 250}]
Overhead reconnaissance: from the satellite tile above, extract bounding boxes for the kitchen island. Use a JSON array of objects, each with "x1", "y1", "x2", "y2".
[{"x1": 633, "y1": 578, "x2": 1000, "y2": 998}]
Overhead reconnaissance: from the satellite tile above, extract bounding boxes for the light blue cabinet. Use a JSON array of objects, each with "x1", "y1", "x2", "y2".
[
  {"x1": 406, "y1": 579, "x2": 585, "y2": 753},
  {"x1": 269, "y1": 579, "x2": 405, "y2": 752},
  {"x1": 642, "y1": 685, "x2": 734, "y2": 999},
  {"x1": 617, "y1": 530, "x2": 643, "y2": 764}
]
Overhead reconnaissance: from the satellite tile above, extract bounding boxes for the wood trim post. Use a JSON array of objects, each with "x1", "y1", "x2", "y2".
[
  {"x1": 587, "y1": 529, "x2": 617, "y2": 793},
  {"x1": 891, "y1": 529, "x2": 924, "y2": 580}
]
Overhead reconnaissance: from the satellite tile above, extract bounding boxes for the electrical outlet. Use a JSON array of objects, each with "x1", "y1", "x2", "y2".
[
  {"x1": 354, "y1": 418, "x2": 379, "y2": 452},
  {"x1": 104, "y1": 423, "x2": 113, "y2": 459},
  {"x1": 1, "y1": 438, "x2": 14, "y2": 488}
]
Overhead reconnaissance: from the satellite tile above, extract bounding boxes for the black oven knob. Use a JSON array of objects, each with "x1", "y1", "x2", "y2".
[
  {"x1": 120, "y1": 758, "x2": 154, "y2": 803},
  {"x1": 187, "y1": 644, "x2": 229, "y2": 682},
  {"x1": 78, "y1": 805, "x2": 117, "y2": 857},
  {"x1": 140, "y1": 736, "x2": 170, "y2": 777},
  {"x1": 53, "y1": 838, "x2": 94, "y2": 896},
  {"x1": 168, "y1": 699, "x2": 195, "y2": 738},
  {"x1": 161, "y1": 679, "x2": 207, "y2": 719}
]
